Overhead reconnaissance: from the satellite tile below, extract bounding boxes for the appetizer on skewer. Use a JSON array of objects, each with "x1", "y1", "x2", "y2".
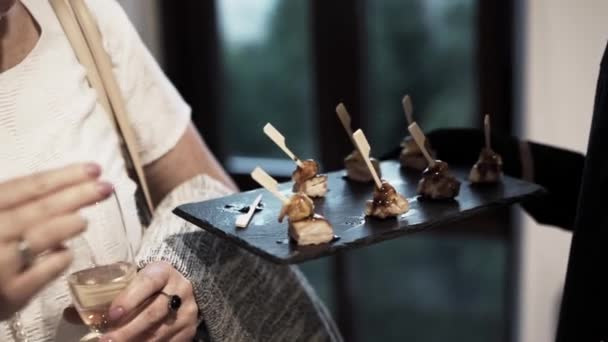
[
  {"x1": 399, "y1": 95, "x2": 436, "y2": 171},
  {"x1": 251, "y1": 167, "x2": 334, "y2": 246},
  {"x1": 279, "y1": 193, "x2": 334, "y2": 246},
  {"x1": 344, "y1": 150, "x2": 382, "y2": 183},
  {"x1": 399, "y1": 137, "x2": 435, "y2": 171},
  {"x1": 417, "y1": 160, "x2": 461, "y2": 200},
  {"x1": 336, "y1": 103, "x2": 382, "y2": 182},
  {"x1": 278, "y1": 192, "x2": 314, "y2": 223},
  {"x1": 469, "y1": 115, "x2": 503, "y2": 184},
  {"x1": 264, "y1": 123, "x2": 329, "y2": 197},
  {"x1": 365, "y1": 180, "x2": 410, "y2": 219},
  {"x1": 469, "y1": 149, "x2": 503, "y2": 184},
  {"x1": 291, "y1": 159, "x2": 329, "y2": 197},
  {"x1": 408, "y1": 123, "x2": 461, "y2": 200},
  {"x1": 352, "y1": 129, "x2": 409, "y2": 218}
]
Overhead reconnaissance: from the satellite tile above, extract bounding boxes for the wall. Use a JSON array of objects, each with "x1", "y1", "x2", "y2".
[{"x1": 517, "y1": 0, "x2": 608, "y2": 341}]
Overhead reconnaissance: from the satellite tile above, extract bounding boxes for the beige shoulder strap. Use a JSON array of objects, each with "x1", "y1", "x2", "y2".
[{"x1": 50, "y1": 0, "x2": 154, "y2": 224}]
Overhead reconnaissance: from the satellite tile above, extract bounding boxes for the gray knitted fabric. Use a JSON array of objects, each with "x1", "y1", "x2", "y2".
[{"x1": 136, "y1": 175, "x2": 343, "y2": 342}]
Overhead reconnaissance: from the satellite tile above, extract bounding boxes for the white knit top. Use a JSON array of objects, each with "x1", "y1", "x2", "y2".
[{"x1": 0, "y1": 0, "x2": 195, "y2": 340}]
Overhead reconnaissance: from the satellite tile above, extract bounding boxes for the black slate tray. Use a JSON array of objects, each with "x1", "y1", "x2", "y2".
[{"x1": 174, "y1": 161, "x2": 544, "y2": 264}]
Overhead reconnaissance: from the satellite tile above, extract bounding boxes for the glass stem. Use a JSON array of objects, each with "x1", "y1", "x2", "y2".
[{"x1": 112, "y1": 190, "x2": 136, "y2": 262}]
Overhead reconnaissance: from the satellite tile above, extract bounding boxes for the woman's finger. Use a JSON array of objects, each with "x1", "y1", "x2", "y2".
[
  {"x1": 25, "y1": 214, "x2": 87, "y2": 255},
  {"x1": 0, "y1": 243, "x2": 20, "y2": 280},
  {"x1": 108, "y1": 262, "x2": 171, "y2": 322},
  {"x1": 0, "y1": 214, "x2": 88, "y2": 278},
  {"x1": 103, "y1": 293, "x2": 198, "y2": 342},
  {"x1": 102, "y1": 294, "x2": 172, "y2": 341},
  {"x1": 127, "y1": 318, "x2": 167, "y2": 342},
  {"x1": 168, "y1": 325, "x2": 198, "y2": 342},
  {"x1": 4, "y1": 180, "x2": 113, "y2": 237},
  {"x1": 4, "y1": 248, "x2": 73, "y2": 305},
  {"x1": 0, "y1": 163, "x2": 101, "y2": 209},
  {"x1": 25, "y1": 180, "x2": 113, "y2": 224}
]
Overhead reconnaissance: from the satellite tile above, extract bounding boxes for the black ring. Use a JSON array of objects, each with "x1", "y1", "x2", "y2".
[{"x1": 160, "y1": 292, "x2": 182, "y2": 312}]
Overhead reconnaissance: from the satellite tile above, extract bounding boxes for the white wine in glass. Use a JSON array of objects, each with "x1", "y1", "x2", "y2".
[
  {"x1": 67, "y1": 261, "x2": 136, "y2": 334},
  {"x1": 67, "y1": 191, "x2": 136, "y2": 341}
]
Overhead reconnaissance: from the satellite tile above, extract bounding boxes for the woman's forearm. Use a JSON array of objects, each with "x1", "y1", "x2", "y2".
[
  {"x1": 144, "y1": 123, "x2": 238, "y2": 207},
  {"x1": 135, "y1": 174, "x2": 235, "y2": 321}
]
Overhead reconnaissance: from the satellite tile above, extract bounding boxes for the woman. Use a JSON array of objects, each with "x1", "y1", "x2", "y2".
[{"x1": 0, "y1": 0, "x2": 341, "y2": 341}]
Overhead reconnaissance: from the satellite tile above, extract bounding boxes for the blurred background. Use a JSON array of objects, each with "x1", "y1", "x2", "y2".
[{"x1": 117, "y1": 0, "x2": 607, "y2": 341}]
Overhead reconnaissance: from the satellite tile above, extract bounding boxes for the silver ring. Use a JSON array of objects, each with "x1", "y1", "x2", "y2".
[{"x1": 17, "y1": 239, "x2": 34, "y2": 271}]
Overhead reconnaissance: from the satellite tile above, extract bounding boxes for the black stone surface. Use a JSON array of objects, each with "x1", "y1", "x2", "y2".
[{"x1": 174, "y1": 161, "x2": 545, "y2": 264}]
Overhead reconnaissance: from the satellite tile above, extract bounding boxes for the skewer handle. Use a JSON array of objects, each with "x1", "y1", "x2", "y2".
[
  {"x1": 263, "y1": 123, "x2": 304, "y2": 167},
  {"x1": 407, "y1": 123, "x2": 435, "y2": 167},
  {"x1": 235, "y1": 194, "x2": 263, "y2": 228},
  {"x1": 251, "y1": 167, "x2": 289, "y2": 203},
  {"x1": 336, "y1": 103, "x2": 355, "y2": 144},
  {"x1": 484, "y1": 114, "x2": 491, "y2": 150},
  {"x1": 352, "y1": 129, "x2": 383, "y2": 189},
  {"x1": 402, "y1": 95, "x2": 414, "y2": 125}
]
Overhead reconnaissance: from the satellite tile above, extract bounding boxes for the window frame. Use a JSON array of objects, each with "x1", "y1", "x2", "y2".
[{"x1": 160, "y1": 0, "x2": 516, "y2": 340}]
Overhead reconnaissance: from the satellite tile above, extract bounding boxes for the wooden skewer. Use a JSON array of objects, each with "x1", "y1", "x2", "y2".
[
  {"x1": 352, "y1": 129, "x2": 383, "y2": 189},
  {"x1": 336, "y1": 103, "x2": 356, "y2": 145},
  {"x1": 235, "y1": 194, "x2": 263, "y2": 228},
  {"x1": 251, "y1": 166, "x2": 289, "y2": 203},
  {"x1": 251, "y1": 167, "x2": 289, "y2": 204},
  {"x1": 484, "y1": 114, "x2": 491, "y2": 150},
  {"x1": 402, "y1": 95, "x2": 414, "y2": 125},
  {"x1": 263, "y1": 123, "x2": 304, "y2": 167},
  {"x1": 407, "y1": 123, "x2": 436, "y2": 167}
]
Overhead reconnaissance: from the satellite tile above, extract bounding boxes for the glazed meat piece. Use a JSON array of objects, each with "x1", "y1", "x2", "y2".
[
  {"x1": 289, "y1": 214, "x2": 334, "y2": 246},
  {"x1": 292, "y1": 159, "x2": 319, "y2": 184},
  {"x1": 278, "y1": 193, "x2": 314, "y2": 223},
  {"x1": 291, "y1": 160, "x2": 328, "y2": 198},
  {"x1": 293, "y1": 175, "x2": 328, "y2": 198},
  {"x1": 399, "y1": 137, "x2": 435, "y2": 171},
  {"x1": 469, "y1": 148, "x2": 503, "y2": 184},
  {"x1": 278, "y1": 193, "x2": 334, "y2": 245},
  {"x1": 365, "y1": 180, "x2": 409, "y2": 219},
  {"x1": 344, "y1": 149, "x2": 382, "y2": 183},
  {"x1": 417, "y1": 161, "x2": 461, "y2": 200}
]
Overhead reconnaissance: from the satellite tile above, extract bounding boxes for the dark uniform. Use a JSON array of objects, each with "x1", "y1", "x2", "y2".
[{"x1": 557, "y1": 42, "x2": 608, "y2": 342}]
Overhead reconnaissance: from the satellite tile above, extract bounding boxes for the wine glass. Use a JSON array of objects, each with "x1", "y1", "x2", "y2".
[{"x1": 66, "y1": 191, "x2": 137, "y2": 342}]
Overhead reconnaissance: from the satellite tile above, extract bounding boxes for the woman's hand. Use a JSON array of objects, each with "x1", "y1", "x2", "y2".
[
  {"x1": 0, "y1": 163, "x2": 112, "y2": 320},
  {"x1": 102, "y1": 262, "x2": 198, "y2": 342}
]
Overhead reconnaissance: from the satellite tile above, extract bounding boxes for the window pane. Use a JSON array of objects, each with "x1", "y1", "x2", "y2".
[
  {"x1": 351, "y1": 236, "x2": 507, "y2": 341},
  {"x1": 217, "y1": 0, "x2": 316, "y2": 159},
  {"x1": 357, "y1": 1, "x2": 506, "y2": 341},
  {"x1": 366, "y1": 0, "x2": 477, "y2": 154}
]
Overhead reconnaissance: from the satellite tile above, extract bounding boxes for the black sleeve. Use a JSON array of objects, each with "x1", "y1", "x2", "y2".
[
  {"x1": 522, "y1": 142, "x2": 585, "y2": 230},
  {"x1": 556, "y1": 41, "x2": 608, "y2": 341},
  {"x1": 383, "y1": 128, "x2": 585, "y2": 231}
]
